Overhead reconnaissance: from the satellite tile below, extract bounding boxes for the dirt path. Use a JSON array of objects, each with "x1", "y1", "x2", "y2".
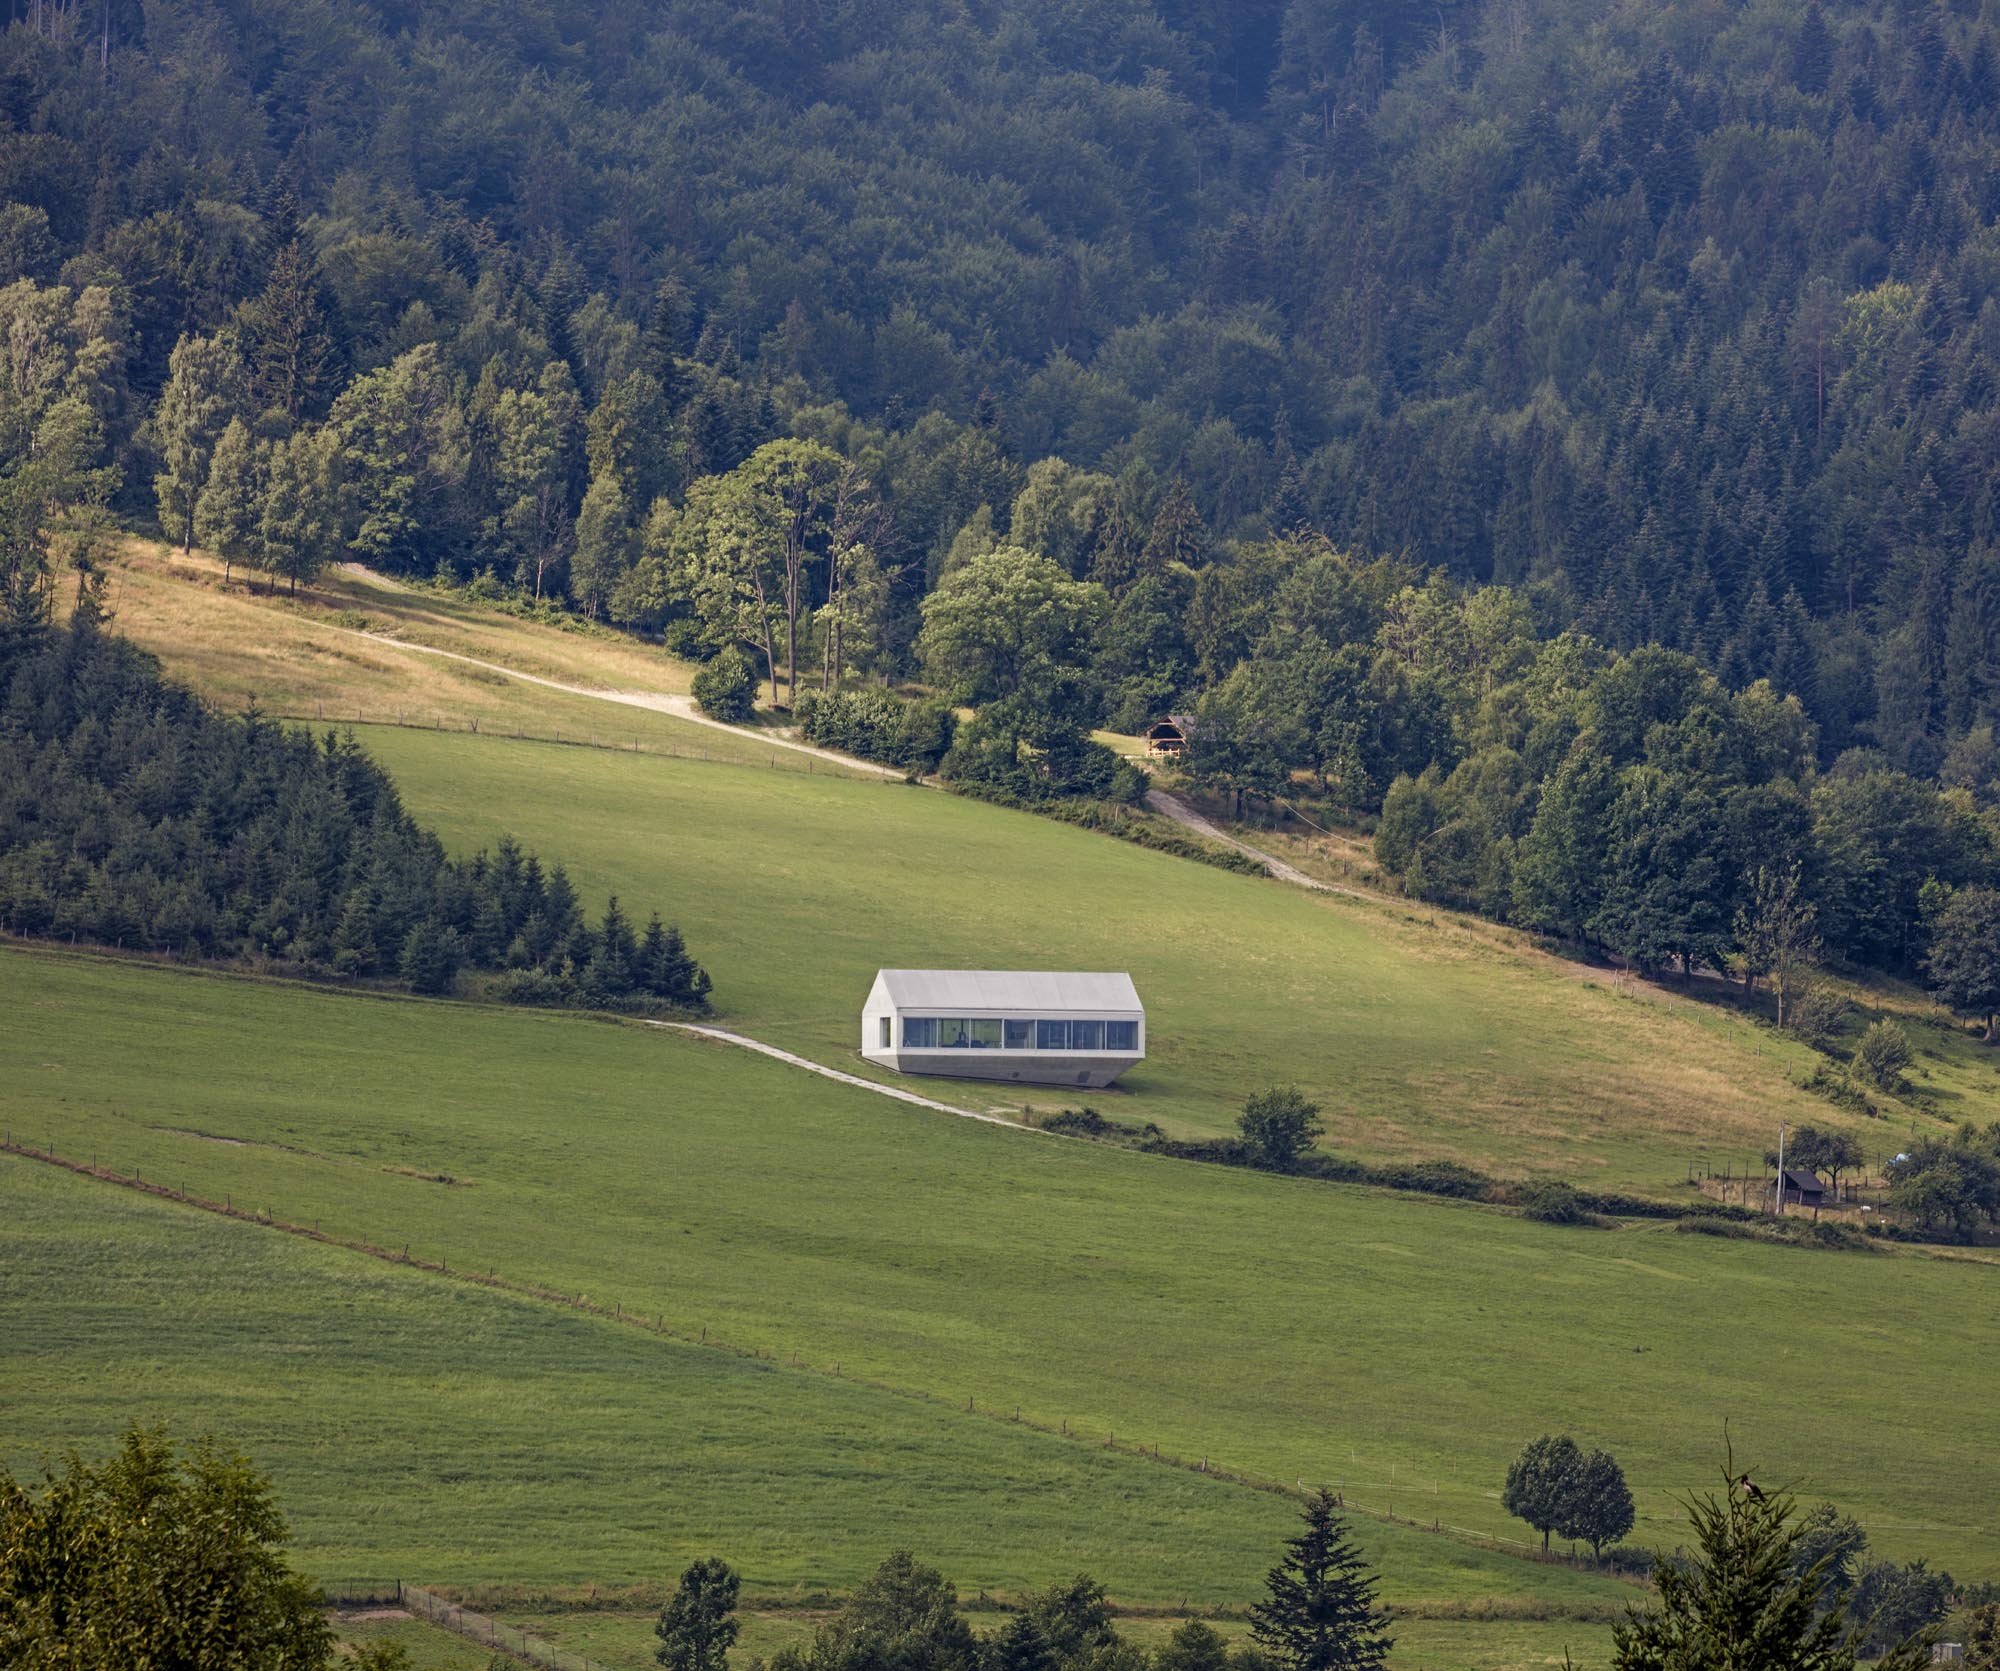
[
  {"x1": 334, "y1": 626, "x2": 906, "y2": 778},
  {"x1": 337, "y1": 562, "x2": 408, "y2": 593},
  {"x1": 1144, "y1": 789, "x2": 1368, "y2": 897},
  {"x1": 652, "y1": 1022, "x2": 1042, "y2": 1133}
]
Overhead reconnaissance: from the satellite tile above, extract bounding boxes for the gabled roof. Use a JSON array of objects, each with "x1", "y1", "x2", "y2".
[{"x1": 874, "y1": 970, "x2": 1143, "y2": 1013}]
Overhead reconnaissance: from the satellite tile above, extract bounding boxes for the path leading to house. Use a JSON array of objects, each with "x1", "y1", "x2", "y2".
[
  {"x1": 324, "y1": 611, "x2": 906, "y2": 778},
  {"x1": 651, "y1": 1022, "x2": 1043, "y2": 1133},
  {"x1": 1144, "y1": 789, "x2": 1361, "y2": 896}
]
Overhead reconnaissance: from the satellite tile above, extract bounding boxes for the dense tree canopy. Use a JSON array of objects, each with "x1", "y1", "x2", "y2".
[
  {"x1": 0, "y1": 623, "x2": 712, "y2": 1010},
  {"x1": 9, "y1": 0, "x2": 2000, "y2": 988}
]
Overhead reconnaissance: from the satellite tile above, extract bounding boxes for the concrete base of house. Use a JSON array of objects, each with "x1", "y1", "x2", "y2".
[{"x1": 864, "y1": 1050, "x2": 1140, "y2": 1089}]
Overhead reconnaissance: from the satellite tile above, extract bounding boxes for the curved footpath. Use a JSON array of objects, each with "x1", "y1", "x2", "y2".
[
  {"x1": 348, "y1": 628, "x2": 906, "y2": 777},
  {"x1": 650, "y1": 1021, "x2": 1042, "y2": 1133},
  {"x1": 312, "y1": 568, "x2": 905, "y2": 777},
  {"x1": 1144, "y1": 788, "x2": 1356, "y2": 895}
]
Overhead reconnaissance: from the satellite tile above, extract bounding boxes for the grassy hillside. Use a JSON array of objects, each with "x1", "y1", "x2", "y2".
[
  {"x1": 6, "y1": 946, "x2": 1994, "y2": 1585},
  {"x1": 92, "y1": 542, "x2": 872, "y2": 778},
  {"x1": 352, "y1": 724, "x2": 1930, "y2": 1188},
  {"x1": 96, "y1": 550, "x2": 1990, "y2": 1180},
  {"x1": 0, "y1": 1159, "x2": 1305, "y2": 1600},
  {"x1": 9, "y1": 1143, "x2": 1627, "y2": 1671}
]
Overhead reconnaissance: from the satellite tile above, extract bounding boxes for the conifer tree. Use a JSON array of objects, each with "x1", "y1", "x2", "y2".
[
  {"x1": 1612, "y1": 1466, "x2": 1931, "y2": 1671},
  {"x1": 194, "y1": 418, "x2": 264, "y2": 585},
  {"x1": 1249, "y1": 1489, "x2": 1391, "y2": 1671},
  {"x1": 248, "y1": 239, "x2": 337, "y2": 425}
]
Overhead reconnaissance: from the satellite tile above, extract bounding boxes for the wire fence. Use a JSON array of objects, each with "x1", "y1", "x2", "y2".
[
  {"x1": 2, "y1": 1133, "x2": 1635, "y2": 1577},
  {"x1": 324, "y1": 1579, "x2": 625, "y2": 1671},
  {"x1": 263, "y1": 701, "x2": 897, "y2": 784}
]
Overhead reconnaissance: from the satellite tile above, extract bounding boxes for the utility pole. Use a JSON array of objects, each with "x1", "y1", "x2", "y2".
[{"x1": 1773, "y1": 1122, "x2": 1787, "y2": 1218}]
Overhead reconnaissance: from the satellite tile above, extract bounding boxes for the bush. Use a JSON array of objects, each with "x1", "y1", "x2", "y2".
[
  {"x1": 1517, "y1": 1179, "x2": 1593, "y2": 1225},
  {"x1": 662, "y1": 618, "x2": 714, "y2": 661},
  {"x1": 794, "y1": 687, "x2": 958, "y2": 771},
  {"x1": 1801, "y1": 1063, "x2": 1875, "y2": 1116},
  {"x1": 692, "y1": 645, "x2": 758, "y2": 722},
  {"x1": 1785, "y1": 982, "x2": 1850, "y2": 1051},
  {"x1": 1851, "y1": 1018, "x2": 1913, "y2": 1088},
  {"x1": 1237, "y1": 1085, "x2": 1325, "y2": 1173}
]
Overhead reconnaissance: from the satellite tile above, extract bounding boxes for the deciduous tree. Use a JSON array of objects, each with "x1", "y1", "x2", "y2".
[
  {"x1": 0, "y1": 1427, "x2": 332, "y2": 1671},
  {"x1": 655, "y1": 1557, "x2": 740, "y2": 1671}
]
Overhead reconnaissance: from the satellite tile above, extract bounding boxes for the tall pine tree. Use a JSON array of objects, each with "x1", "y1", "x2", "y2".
[{"x1": 1249, "y1": 1490, "x2": 1392, "y2": 1671}]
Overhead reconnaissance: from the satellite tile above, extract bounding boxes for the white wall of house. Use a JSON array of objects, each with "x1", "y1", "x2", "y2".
[{"x1": 860, "y1": 970, "x2": 1145, "y2": 1089}]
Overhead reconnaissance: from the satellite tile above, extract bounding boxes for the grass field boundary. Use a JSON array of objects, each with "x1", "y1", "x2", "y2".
[
  {"x1": 0, "y1": 1135, "x2": 1610, "y2": 1575},
  {"x1": 260, "y1": 703, "x2": 893, "y2": 782},
  {"x1": 335, "y1": 623, "x2": 905, "y2": 780}
]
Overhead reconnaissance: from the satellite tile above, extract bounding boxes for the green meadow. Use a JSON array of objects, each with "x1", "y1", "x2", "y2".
[
  {"x1": 353, "y1": 725, "x2": 1928, "y2": 1188},
  {"x1": 6, "y1": 947, "x2": 1994, "y2": 1587},
  {"x1": 0, "y1": 1160, "x2": 1302, "y2": 1600}
]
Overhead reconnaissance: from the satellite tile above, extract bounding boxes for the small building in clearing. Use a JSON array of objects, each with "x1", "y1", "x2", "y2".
[
  {"x1": 1144, "y1": 715, "x2": 1195, "y2": 757},
  {"x1": 861, "y1": 970, "x2": 1145, "y2": 1089},
  {"x1": 1772, "y1": 1167, "x2": 1827, "y2": 1210}
]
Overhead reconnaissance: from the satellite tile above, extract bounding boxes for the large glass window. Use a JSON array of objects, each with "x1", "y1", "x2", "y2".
[
  {"x1": 1003, "y1": 1020, "x2": 1032, "y2": 1049},
  {"x1": 903, "y1": 1016, "x2": 937, "y2": 1048},
  {"x1": 1070, "y1": 1019, "x2": 1106, "y2": 1051},
  {"x1": 965, "y1": 1018, "x2": 1002, "y2": 1049},
  {"x1": 1036, "y1": 1019, "x2": 1068, "y2": 1050},
  {"x1": 1105, "y1": 1020, "x2": 1138, "y2": 1051}
]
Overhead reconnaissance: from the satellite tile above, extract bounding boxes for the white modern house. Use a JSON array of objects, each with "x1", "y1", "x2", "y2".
[{"x1": 861, "y1": 970, "x2": 1145, "y2": 1088}]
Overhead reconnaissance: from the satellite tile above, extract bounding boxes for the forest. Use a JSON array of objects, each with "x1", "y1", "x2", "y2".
[
  {"x1": 0, "y1": 623, "x2": 714, "y2": 1007},
  {"x1": 4, "y1": 0, "x2": 2000, "y2": 984}
]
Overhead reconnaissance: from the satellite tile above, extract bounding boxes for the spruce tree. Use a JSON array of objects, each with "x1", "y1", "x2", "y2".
[
  {"x1": 248, "y1": 239, "x2": 337, "y2": 425},
  {"x1": 1249, "y1": 1489, "x2": 1392, "y2": 1671},
  {"x1": 1613, "y1": 1468, "x2": 1931, "y2": 1671}
]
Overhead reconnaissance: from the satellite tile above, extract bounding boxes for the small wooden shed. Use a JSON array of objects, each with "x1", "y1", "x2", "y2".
[
  {"x1": 1145, "y1": 715, "x2": 1195, "y2": 757},
  {"x1": 1772, "y1": 1167, "x2": 1826, "y2": 1210}
]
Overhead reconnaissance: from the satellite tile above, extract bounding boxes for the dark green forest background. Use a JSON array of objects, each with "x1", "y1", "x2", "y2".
[{"x1": 9, "y1": 0, "x2": 2000, "y2": 991}]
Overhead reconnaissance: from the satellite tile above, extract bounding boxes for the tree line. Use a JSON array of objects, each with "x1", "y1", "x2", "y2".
[
  {"x1": 6, "y1": 1428, "x2": 1978, "y2": 1671},
  {"x1": 12, "y1": 1, "x2": 2000, "y2": 842},
  {"x1": 0, "y1": 621, "x2": 711, "y2": 1010}
]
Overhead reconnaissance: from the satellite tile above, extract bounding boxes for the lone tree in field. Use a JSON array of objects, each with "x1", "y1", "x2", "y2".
[
  {"x1": 1238, "y1": 1085, "x2": 1325, "y2": 1173},
  {"x1": 1562, "y1": 1448, "x2": 1637, "y2": 1560},
  {"x1": 1249, "y1": 1488, "x2": 1392, "y2": 1671},
  {"x1": 0, "y1": 1426, "x2": 331, "y2": 1669},
  {"x1": 1763, "y1": 1127, "x2": 1865, "y2": 1198},
  {"x1": 1612, "y1": 1461, "x2": 1932, "y2": 1671},
  {"x1": 656, "y1": 1557, "x2": 741, "y2": 1671},
  {"x1": 1851, "y1": 1019, "x2": 1912, "y2": 1089},
  {"x1": 1503, "y1": 1433, "x2": 1584, "y2": 1553}
]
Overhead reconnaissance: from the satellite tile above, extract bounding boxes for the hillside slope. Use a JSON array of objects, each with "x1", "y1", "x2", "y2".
[{"x1": 7, "y1": 946, "x2": 1994, "y2": 1583}]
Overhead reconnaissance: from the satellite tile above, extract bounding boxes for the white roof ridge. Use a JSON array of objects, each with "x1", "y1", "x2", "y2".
[{"x1": 873, "y1": 969, "x2": 1143, "y2": 1011}]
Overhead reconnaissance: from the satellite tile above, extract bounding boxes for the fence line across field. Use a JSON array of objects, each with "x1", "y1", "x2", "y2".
[
  {"x1": 266, "y1": 702, "x2": 893, "y2": 783},
  {"x1": 324, "y1": 1578, "x2": 621, "y2": 1671},
  {"x1": 4, "y1": 1138, "x2": 1673, "y2": 1575}
]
